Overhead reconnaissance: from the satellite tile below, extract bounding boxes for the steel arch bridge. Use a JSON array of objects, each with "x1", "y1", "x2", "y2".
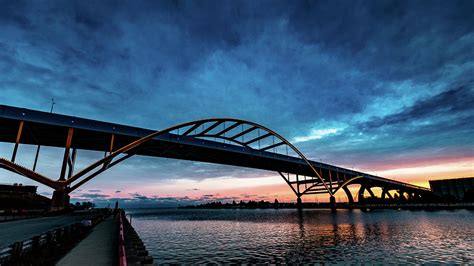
[{"x1": 0, "y1": 105, "x2": 433, "y2": 209}]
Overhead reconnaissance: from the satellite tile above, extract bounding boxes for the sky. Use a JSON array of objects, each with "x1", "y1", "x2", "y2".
[{"x1": 0, "y1": 0, "x2": 473, "y2": 207}]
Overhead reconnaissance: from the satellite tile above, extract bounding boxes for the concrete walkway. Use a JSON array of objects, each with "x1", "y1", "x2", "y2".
[{"x1": 57, "y1": 216, "x2": 118, "y2": 266}]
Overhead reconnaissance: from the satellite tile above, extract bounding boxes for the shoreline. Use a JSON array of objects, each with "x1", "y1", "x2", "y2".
[{"x1": 178, "y1": 202, "x2": 474, "y2": 210}]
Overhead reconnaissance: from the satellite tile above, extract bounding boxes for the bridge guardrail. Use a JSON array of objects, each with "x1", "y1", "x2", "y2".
[
  {"x1": 118, "y1": 210, "x2": 127, "y2": 266},
  {"x1": 0, "y1": 222, "x2": 83, "y2": 265}
]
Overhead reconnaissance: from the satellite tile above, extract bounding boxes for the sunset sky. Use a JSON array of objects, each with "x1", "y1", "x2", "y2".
[{"x1": 0, "y1": 0, "x2": 473, "y2": 206}]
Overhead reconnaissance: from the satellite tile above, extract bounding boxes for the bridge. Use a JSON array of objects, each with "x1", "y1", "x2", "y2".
[{"x1": 0, "y1": 105, "x2": 434, "y2": 209}]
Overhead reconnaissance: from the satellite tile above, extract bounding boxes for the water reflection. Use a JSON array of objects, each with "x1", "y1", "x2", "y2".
[{"x1": 127, "y1": 209, "x2": 474, "y2": 264}]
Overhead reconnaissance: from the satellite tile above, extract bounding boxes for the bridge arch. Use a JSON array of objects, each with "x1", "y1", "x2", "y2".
[
  {"x1": 1, "y1": 118, "x2": 333, "y2": 201},
  {"x1": 68, "y1": 118, "x2": 332, "y2": 196}
]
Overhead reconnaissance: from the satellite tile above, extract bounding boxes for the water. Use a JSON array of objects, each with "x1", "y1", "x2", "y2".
[{"x1": 126, "y1": 208, "x2": 473, "y2": 264}]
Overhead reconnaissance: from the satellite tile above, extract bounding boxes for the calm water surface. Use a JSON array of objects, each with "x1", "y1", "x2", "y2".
[{"x1": 126, "y1": 208, "x2": 473, "y2": 264}]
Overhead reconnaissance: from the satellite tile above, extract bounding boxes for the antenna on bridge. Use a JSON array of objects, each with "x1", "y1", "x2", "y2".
[{"x1": 50, "y1": 98, "x2": 56, "y2": 113}]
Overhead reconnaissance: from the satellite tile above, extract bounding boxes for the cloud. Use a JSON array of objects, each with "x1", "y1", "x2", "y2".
[
  {"x1": 293, "y1": 128, "x2": 341, "y2": 143},
  {"x1": 74, "y1": 193, "x2": 109, "y2": 199},
  {"x1": 362, "y1": 85, "x2": 474, "y2": 130},
  {"x1": 297, "y1": 84, "x2": 474, "y2": 170},
  {"x1": 84, "y1": 195, "x2": 198, "y2": 208},
  {"x1": 129, "y1": 193, "x2": 148, "y2": 200},
  {"x1": 0, "y1": 1, "x2": 472, "y2": 197},
  {"x1": 71, "y1": 191, "x2": 267, "y2": 208}
]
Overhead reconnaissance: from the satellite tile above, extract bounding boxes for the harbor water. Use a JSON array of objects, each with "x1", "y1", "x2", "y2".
[{"x1": 126, "y1": 208, "x2": 473, "y2": 264}]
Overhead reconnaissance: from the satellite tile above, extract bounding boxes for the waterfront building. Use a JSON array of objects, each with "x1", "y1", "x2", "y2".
[{"x1": 429, "y1": 177, "x2": 474, "y2": 202}]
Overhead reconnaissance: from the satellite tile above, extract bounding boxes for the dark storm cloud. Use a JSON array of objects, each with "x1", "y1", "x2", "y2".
[
  {"x1": 0, "y1": 0, "x2": 473, "y2": 185},
  {"x1": 0, "y1": 0, "x2": 31, "y2": 29},
  {"x1": 288, "y1": 0, "x2": 474, "y2": 82},
  {"x1": 363, "y1": 85, "x2": 474, "y2": 130}
]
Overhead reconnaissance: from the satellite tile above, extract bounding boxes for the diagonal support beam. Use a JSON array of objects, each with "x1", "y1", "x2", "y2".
[
  {"x1": 382, "y1": 189, "x2": 393, "y2": 199},
  {"x1": 182, "y1": 123, "x2": 203, "y2": 136},
  {"x1": 214, "y1": 122, "x2": 241, "y2": 137},
  {"x1": 32, "y1": 145, "x2": 41, "y2": 171},
  {"x1": 366, "y1": 187, "x2": 376, "y2": 198},
  {"x1": 260, "y1": 141, "x2": 285, "y2": 151},
  {"x1": 230, "y1": 126, "x2": 257, "y2": 140},
  {"x1": 59, "y1": 128, "x2": 74, "y2": 181},
  {"x1": 68, "y1": 152, "x2": 135, "y2": 192},
  {"x1": 198, "y1": 121, "x2": 223, "y2": 135},
  {"x1": 67, "y1": 148, "x2": 77, "y2": 179},
  {"x1": 11, "y1": 121, "x2": 24, "y2": 162},
  {"x1": 278, "y1": 172, "x2": 299, "y2": 197},
  {"x1": 244, "y1": 132, "x2": 272, "y2": 146},
  {"x1": 0, "y1": 158, "x2": 60, "y2": 189},
  {"x1": 66, "y1": 128, "x2": 164, "y2": 185},
  {"x1": 109, "y1": 134, "x2": 115, "y2": 154}
]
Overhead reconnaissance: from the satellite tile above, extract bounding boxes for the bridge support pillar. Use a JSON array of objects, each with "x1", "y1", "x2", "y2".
[
  {"x1": 296, "y1": 196, "x2": 302, "y2": 209},
  {"x1": 50, "y1": 189, "x2": 70, "y2": 211},
  {"x1": 330, "y1": 196, "x2": 336, "y2": 211}
]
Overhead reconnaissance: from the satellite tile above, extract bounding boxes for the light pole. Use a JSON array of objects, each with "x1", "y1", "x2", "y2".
[{"x1": 50, "y1": 98, "x2": 56, "y2": 113}]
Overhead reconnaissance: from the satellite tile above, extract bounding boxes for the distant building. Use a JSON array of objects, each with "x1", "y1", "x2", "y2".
[
  {"x1": 429, "y1": 177, "x2": 474, "y2": 202},
  {"x1": 0, "y1": 183, "x2": 50, "y2": 210}
]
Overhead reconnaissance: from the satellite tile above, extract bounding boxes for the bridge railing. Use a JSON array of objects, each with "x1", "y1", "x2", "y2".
[
  {"x1": 118, "y1": 210, "x2": 127, "y2": 266},
  {"x1": 0, "y1": 222, "x2": 84, "y2": 264},
  {"x1": 0, "y1": 209, "x2": 110, "y2": 265}
]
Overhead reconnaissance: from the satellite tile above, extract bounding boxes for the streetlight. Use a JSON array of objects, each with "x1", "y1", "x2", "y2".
[{"x1": 50, "y1": 98, "x2": 56, "y2": 113}]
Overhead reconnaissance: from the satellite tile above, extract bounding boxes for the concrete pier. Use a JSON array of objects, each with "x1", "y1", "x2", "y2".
[{"x1": 57, "y1": 216, "x2": 118, "y2": 266}]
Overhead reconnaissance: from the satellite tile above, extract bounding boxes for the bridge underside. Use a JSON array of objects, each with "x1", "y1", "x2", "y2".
[{"x1": 0, "y1": 105, "x2": 435, "y2": 209}]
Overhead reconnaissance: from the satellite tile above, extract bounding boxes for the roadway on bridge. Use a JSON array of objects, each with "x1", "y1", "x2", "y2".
[{"x1": 0, "y1": 212, "x2": 96, "y2": 248}]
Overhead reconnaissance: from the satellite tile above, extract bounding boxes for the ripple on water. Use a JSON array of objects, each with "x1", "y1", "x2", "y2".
[{"x1": 126, "y1": 208, "x2": 474, "y2": 264}]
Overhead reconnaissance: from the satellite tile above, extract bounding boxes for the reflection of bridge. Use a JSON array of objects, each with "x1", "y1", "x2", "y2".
[{"x1": 0, "y1": 105, "x2": 433, "y2": 209}]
